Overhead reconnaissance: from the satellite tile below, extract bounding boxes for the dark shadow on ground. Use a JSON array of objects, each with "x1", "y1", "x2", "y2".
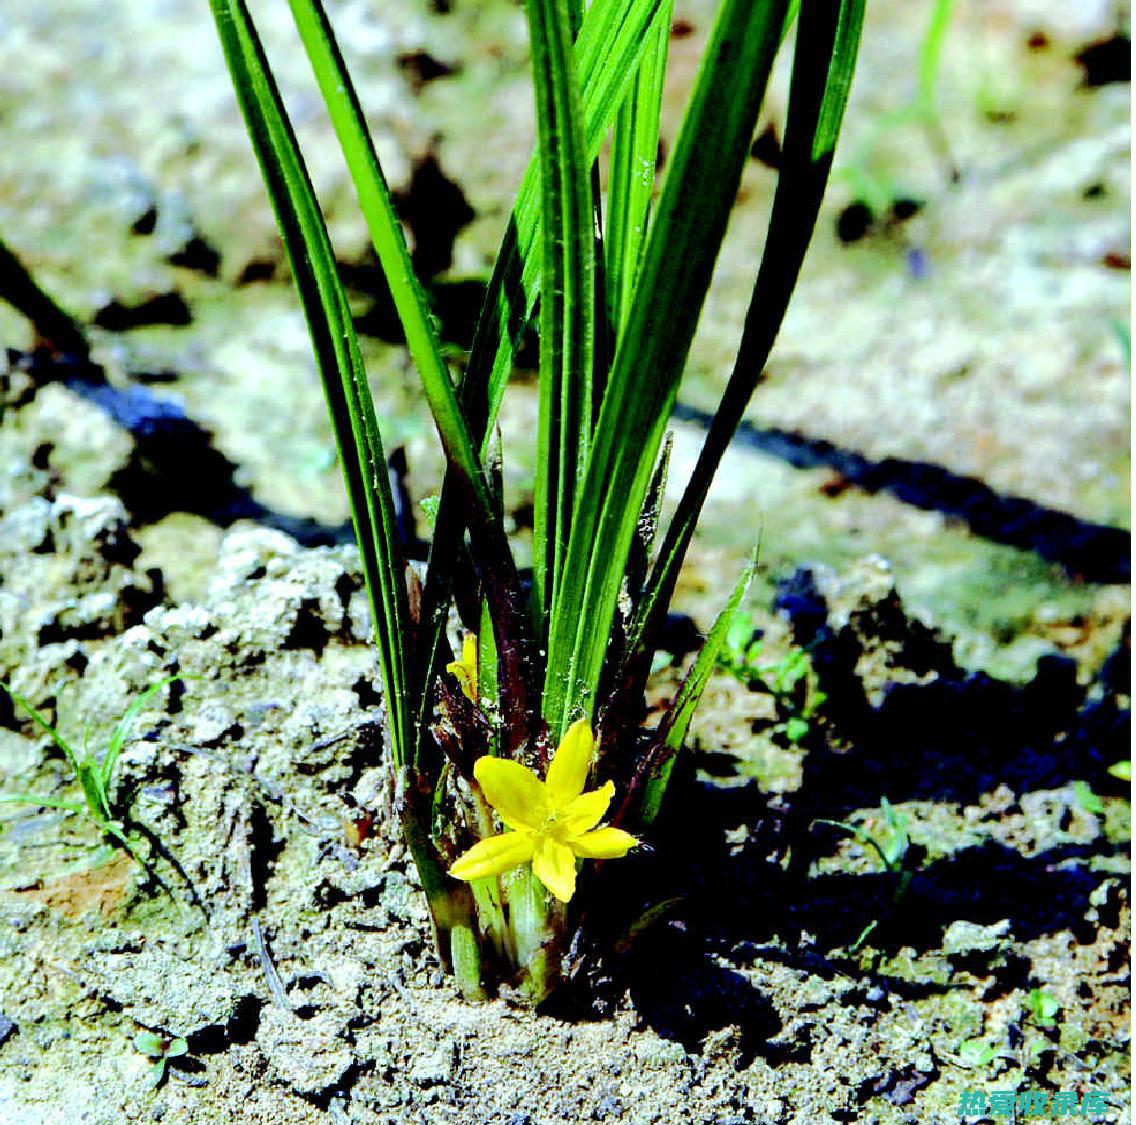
[
  {"x1": 566, "y1": 586, "x2": 1128, "y2": 1054},
  {"x1": 3, "y1": 350, "x2": 429, "y2": 556},
  {"x1": 672, "y1": 403, "x2": 1131, "y2": 584},
  {"x1": 776, "y1": 568, "x2": 1131, "y2": 820}
]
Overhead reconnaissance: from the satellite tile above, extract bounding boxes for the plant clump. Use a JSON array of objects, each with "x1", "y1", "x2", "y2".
[{"x1": 209, "y1": 0, "x2": 865, "y2": 1001}]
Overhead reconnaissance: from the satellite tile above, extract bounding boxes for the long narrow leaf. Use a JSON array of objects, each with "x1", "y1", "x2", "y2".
[
  {"x1": 102, "y1": 676, "x2": 182, "y2": 791},
  {"x1": 0, "y1": 794, "x2": 85, "y2": 814},
  {"x1": 209, "y1": 0, "x2": 413, "y2": 766},
  {"x1": 0, "y1": 683, "x2": 78, "y2": 773},
  {"x1": 285, "y1": 0, "x2": 506, "y2": 545},
  {"x1": 630, "y1": 0, "x2": 866, "y2": 663},
  {"x1": 528, "y1": 0, "x2": 595, "y2": 642},
  {"x1": 462, "y1": 0, "x2": 668, "y2": 448},
  {"x1": 542, "y1": 0, "x2": 790, "y2": 737},
  {"x1": 414, "y1": 0, "x2": 670, "y2": 753},
  {"x1": 635, "y1": 553, "x2": 756, "y2": 824},
  {"x1": 605, "y1": 0, "x2": 671, "y2": 340}
]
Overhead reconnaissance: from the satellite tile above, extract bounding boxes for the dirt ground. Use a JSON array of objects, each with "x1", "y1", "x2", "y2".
[{"x1": 0, "y1": 0, "x2": 1129, "y2": 1121}]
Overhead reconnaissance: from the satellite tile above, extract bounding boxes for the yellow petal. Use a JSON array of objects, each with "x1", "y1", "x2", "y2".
[
  {"x1": 570, "y1": 826, "x2": 638, "y2": 859},
  {"x1": 473, "y1": 756, "x2": 547, "y2": 831},
  {"x1": 545, "y1": 718, "x2": 594, "y2": 806},
  {"x1": 532, "y1": 836, "x2": 577, "y2": 902},
  {"x1": 559, "y1": 781, "x2": 614, "y2": 837},
  {"x1": 445, "y1": 633, "x2": 479, "y2": 701},
  {"x1": 449, "y1": 831, "x2": 535, "y2": 881}
]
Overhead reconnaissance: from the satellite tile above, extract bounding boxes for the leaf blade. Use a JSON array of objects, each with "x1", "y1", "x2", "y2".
[
  {"x1": 209, "y1": 0, "x2": 413, "y2": 765},
  {"x1": 527, "y1": 0, "x2": 595, "y2": 641},
  {"x1": 605, "y1": 1, "x2": 672, "y2": 340},
  {"x1": 631, "y1": 0, "x2": 867, "y2": 664},
  {"x1": 543, "y1": 0, "x2": 790, "y2": 736},
  {"x1": 636, "y1": 553, "x2": 757, "y2": 824}
]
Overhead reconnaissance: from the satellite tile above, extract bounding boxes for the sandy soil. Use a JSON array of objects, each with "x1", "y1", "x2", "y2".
[{"x1": 0, "y1": 0, "x2": 1129, "y2": 1121}]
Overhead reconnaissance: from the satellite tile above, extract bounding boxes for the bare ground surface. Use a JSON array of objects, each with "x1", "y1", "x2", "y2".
[{"x1": 0, "y1": 0, "x2": 1130, "y2": 1121}]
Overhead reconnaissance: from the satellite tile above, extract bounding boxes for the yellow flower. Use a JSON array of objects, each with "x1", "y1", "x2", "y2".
[
  {"x1": 446, "y1": 633, "x2": 478, "y2": 702},
  {"x1": 448, "y1": 719, "x2": 638, "y2": 902}
]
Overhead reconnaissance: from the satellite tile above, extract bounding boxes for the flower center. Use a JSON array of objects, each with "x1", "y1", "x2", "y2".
[{"x1": 538, "y1": 805, "x2": 573, "y2": 842}]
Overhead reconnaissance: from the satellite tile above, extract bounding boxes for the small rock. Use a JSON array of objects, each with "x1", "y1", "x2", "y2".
[
  {"x1": 864, "y1": 985, "x2": 888, "y2": 1006},
  {"x1": 594, "y1": 1094, "x2": 622, "y2": 1119},
  {"x1": 632, "y1": 1037, "x2": 686, "y2": 1069},
  {"x1": 409, "y1": 1040, "x2": 456, "y2": 1087},
  {"x1": 943, "y1": 919, "x2": 1012, "y2": 959},
  {"x1": 190, "y1": 705, "x2": 241, "y2": 747},
  {"x1": 98, "y1": 946, "x2": 249, "y2": 1040}
]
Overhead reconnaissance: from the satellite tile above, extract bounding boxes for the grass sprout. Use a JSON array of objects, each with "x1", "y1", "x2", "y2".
[
  {"x1": 718, "y1": 613, "x2": 828, "y2": 744},
  {"x1": 814, "y1": 798, "x2": 915, "y2": 952},
  {"x1": 208, "y1": 0, "x2": 866, "y2": 1001},
  {"x1": 0, "y1": 678, "x2": 181, "y2": 872}
]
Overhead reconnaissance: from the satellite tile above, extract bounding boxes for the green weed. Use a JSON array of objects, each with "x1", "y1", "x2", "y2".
[
  {"x1": 1026, "y1": 988, "x2": 1061, "y2": 1030},
  {"x1": 0, "y1": 678, "x2": 181, "y2": 872},
  {"x1": 815, "y1": 797, "x2": 915, "y2": 952},
  {"x1": 133, "y1": 1029, "x2": 189, "y2": 1089},
  {"x1": 719, "y1": 611, "x2": 828, "y2": 744}
]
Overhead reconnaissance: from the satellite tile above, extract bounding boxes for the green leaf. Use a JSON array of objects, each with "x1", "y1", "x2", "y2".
[
  {"x1": 813, "y1": 0, "x2": 867, "y2": 160},
  {"x1": 1027, "y1": 988, "x2": 1060, "y2": 1028},
  {"x1": 133, "y1": 1030, "x2": 165, "y2": 1059},
  {"x1": 784, "y1": 716, "x2": 810, "y2": 743},
  {"x1": 543, "y1": 0, "x2": 790, "y2": 736},
  {"x1": 285, "y1": 0, "x2": 500, "y2": 529},
  {"x1": 0, "y1": 794, "x2": 85, "y2": 815},
  {"x1": 274, "y1": 7, "x2": 535, "y2": 767},
  {"x1": 725, "y1": 611, "x2": 756, "y2": 662},
  {"x1": 208, "y1": 0, "x2": 413, "y2": 767},
  {"x1": 625, "y1": 433, "x2": 672, "y2": 609},
  {"x1": 637, "y1": 554, "x2": 757, "y2": 824},
  {"x1": 102, "y1": 676, "x2": 182, "y2": 792},
  {"x1": 76, "y1": 760, "x2": 112, "y2": 826},
  {"x1": 413, "y1": 0, "x2": 672, "y2": 754},
  {"x1": 632, "y1": 0, "x2": 866, "y2": 664},
  {"x1": 605, "y1": 0, "x2": 672, "y2": 340},
  {"x1": 419, "y1": 495, "x2": 441, "y2": 530},
  {"x1": 916, "y1": 0, "x2": 954, "y2": 118},
  {"x1": 465, "y1": 0, "x2": 670, "y2": 425},
  {"x1": 527, "y1": 0, "x2": 595, "y2": 642},
  {"x1": 814, "y1": 817, "x2": 895, "y2": 873},
  {"x1": 478, "y1": 598, "x2": 499, "y2": 721},
  {"x1": 957, "y1": 1037, "x2": 999, "y2": 1068},
  {"x1": 1072, "y1": 779, "x2": 1105, "y2": 816},
  {"x1": 662, "y1": 557, "x2": 757, "y2": 754},
  {"x1": 0, "y1": 682, "x2": 78, "y2": 773}
]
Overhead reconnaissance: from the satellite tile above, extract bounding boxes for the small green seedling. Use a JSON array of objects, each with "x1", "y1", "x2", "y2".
[
  {"x1": 0, "y1": 678, "x2": 181, "y2": 869},
  {"x1": 1026, "y1": 988, "x2": 1060, "y2": 1030},
  {"x1": 718, "y1": 613, "x2": 827, "y2": 744},
  {"x1": 722, "y1": 610, "x2": 765, "y2": 676},
  {"x1": 956, "y1": 1035, "x2": 1001, "y2": 1069},
  {"x1": 836, "y1": 0, "x2": 956, "y2": 215},
  {"x1": 133, "y1": 1029, "x2": 189, "y2": 1089},
  {"x1": 815, "y1": 798, "x2": 913, "y2": 952},
  {"x1": 1072, "y1": 779, "x2": 1106, "y2": 817}
]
